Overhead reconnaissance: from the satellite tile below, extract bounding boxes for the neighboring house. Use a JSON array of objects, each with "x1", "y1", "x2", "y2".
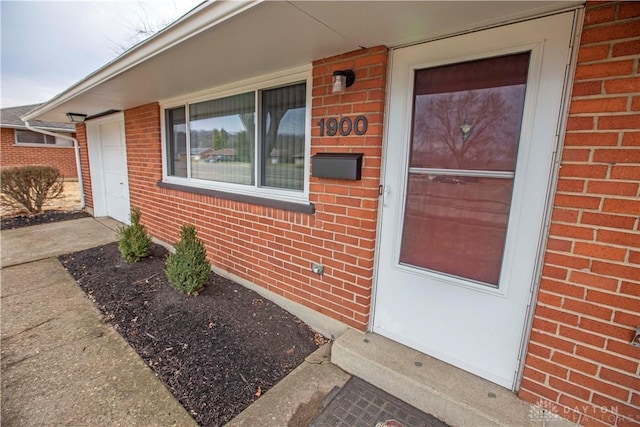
[
  {"x1": 188, "y1": 147, "x2": 214, "y2": 161},
  {"x1": 23, "y1": 2, "x2": 639, "y2": 426},
  {"x1": 0, "y1": 104, "x2": 78, "y2": 179}
]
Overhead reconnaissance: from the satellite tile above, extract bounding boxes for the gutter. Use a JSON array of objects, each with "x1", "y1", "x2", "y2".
[
  {"x1": 24, "y1": 121, "x2": 86, "y2": 210},
  {"x1": 0, "y1": 124, "x2": 75, "y2": 133}
]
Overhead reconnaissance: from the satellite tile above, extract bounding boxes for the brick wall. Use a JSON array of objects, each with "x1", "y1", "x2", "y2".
[
  {"x1": 0, "y1": 127, "x2": 78, "y2": 179},
  {"x1": 309, "y1": 46, "x2": 388, "y2": 328},
  {"x1": 75, "y1": 123, "x2": 93, "y2": 210},
  {"x1": 519, "y1": 3, "x2": 640, "y2": 425},
  {"x1": 122, "y1": 47, "x2": 388, "y2": 331}
]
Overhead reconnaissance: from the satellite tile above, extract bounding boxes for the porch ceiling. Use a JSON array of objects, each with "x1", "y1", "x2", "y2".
[{"x1": 24, "y1": 0, "x2": 582, "y2": 124}]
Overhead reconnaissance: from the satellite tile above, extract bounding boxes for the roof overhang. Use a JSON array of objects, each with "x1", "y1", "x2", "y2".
[{"x1": 23, "y1": 0, "x2": 584, "y2": 123}]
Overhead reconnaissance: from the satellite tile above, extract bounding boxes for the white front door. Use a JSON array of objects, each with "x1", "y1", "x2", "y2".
[
  {"x1": 87, "y1": 114, "x2": 130, "y2": 224},
  {"x1": 374, "y1": 12, "x2": 575, "y2": 389}
]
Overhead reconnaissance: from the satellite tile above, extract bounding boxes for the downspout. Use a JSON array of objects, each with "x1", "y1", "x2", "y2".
[{"x1": 24, "y1": 121, "x2": 86, "y2": 210}]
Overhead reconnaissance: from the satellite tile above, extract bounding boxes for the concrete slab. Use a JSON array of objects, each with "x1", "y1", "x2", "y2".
[
  {"x1": 332, "y1": 329, "x2": 578, "y2": 427},
  {"x1": 1, "y1": 256, "x2": 197, "y2": 426},
  {"x1": 0, "y1": 216, "x2": 120, "y2": 268},
  {"x1": 226, "y1": 343, "x2": 351, "y2": 427}
]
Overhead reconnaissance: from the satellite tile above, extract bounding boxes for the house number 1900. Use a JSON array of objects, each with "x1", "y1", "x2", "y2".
[{"x1": 317, "y1": 116, "x2": 368, "y2": 137}]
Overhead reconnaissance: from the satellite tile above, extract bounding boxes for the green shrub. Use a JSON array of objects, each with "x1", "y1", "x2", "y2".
[
  {"x1": 118, "y1": 207, "x2": 153, "y2": 263},
  {"x1": 165, "y1": 224, "x2": 210, "y2": 295},
  {"x1": 1, "y1": 166, "x2": 64, "y2": 215}
]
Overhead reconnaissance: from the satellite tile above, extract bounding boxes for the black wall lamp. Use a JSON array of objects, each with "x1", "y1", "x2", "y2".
[
  {"x1": 66, "y1": 112, "x2": 88, "y2": 123},
  {"x1": 332, "y1": 70, "x2": 355, "y2": 94}
]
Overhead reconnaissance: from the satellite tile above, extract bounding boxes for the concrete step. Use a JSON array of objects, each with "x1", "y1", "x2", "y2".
[{"x1": 331, "y1": 329, "x2": 577, "y2": 427}]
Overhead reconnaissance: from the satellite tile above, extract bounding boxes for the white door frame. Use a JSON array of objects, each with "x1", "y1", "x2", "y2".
[
  {"x1": 86, "y1": 113, "x2": 130, "y2": 223},
  {"x1": 372, "y1": 11, "x2": 577, "y2": 390}
]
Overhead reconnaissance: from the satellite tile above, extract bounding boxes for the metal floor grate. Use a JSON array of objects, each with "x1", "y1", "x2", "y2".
[{"x1": 310, "y1": 376, "x2": 449, "y2": 427}]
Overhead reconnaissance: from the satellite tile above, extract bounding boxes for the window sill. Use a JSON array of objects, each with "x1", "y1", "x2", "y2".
[{"x1": 156, "y1": 180, "x2": 315, "y2": 214}]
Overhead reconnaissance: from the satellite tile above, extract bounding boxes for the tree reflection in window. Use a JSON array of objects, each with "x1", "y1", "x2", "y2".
[{"x1": 400, "y1": 52, "x2": 531, "y2": 286}]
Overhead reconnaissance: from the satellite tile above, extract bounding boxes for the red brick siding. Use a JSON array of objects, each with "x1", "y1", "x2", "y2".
[
  {"x1": 520, "y1": 3, "x2": 640, "y2": 426},
  {"x1": 122, "y1": 47, "x2": 388, "y2": 331},
  {"x1": 75, "y1": 123, "x2": 93, "y2": 210},
  {"x1": 0, "y1": 127, "x2": 78, "y2": 179},
  {"x1": 309, "y1": 46, "x2": 388, "y2": 327}
]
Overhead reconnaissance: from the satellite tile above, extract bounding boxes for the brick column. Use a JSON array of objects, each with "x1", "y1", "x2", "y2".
[{"x1": 520, "y1": 3, "x2": 640, "y2": 426}]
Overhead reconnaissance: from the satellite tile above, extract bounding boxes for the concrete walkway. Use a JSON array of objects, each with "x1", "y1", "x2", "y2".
[
  {"x1": 0, "y1": 216, "x2": 121, "y2": 268},
  {"x1": 0, "y1": 217, "x2": 351, "y2": 426},
  {"x1": 1, "y1": 217, "x2": 197, "y2": 426}
]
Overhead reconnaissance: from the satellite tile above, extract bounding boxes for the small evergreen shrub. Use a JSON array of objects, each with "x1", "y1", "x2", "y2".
[
  {"x1": 118, "y1": 207, "x2": 152, "y2": 263},
  {"x1": 1, "y1": 166, "x2": 64, "y2": 215},
  {"x1": 165, "y1": 224, "x2": 210, "y2": 295}
]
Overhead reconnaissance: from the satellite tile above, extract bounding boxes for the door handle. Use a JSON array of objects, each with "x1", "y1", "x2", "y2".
[{"x1": 382, "y1": 184, "x2": 390, "y2": 207}]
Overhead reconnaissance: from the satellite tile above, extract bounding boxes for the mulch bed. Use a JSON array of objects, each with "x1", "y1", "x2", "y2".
[
  {"x1": 1, "y1": 210, "x2": 90, "y2": 230},
  {"x1": 59, "y1": 242, "x2": 326, "y2": 426}
]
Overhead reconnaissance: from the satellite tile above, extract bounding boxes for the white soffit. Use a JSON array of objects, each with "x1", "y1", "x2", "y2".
[
  {"x1": 291, "y1": 1, "x2": 584, "y2": 48},
  {"x1": 24, "y1": 0, "x2": 583, "y2": 123}
]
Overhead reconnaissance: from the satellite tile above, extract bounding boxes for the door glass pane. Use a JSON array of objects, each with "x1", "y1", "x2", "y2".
[
  {"x1": 400, "y1": 174, "x2": 513, "y2": 285},
  {"x1": 399, "y1": 52, "x2": 530, "y2": 286},
  {"x1": 410, "y1": 53, "x2": 529, "y2": 171},
  {"x1": 190, "y1": 92, "x2": 255, "y2": 185},
  {"x1": 261, "y1": 83, "x2": 306, "y2": 191}
]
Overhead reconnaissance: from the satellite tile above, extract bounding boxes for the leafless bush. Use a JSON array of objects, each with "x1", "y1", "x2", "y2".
[{"x1": 1, "y1": 166, "x2": 64, "y2": 215}]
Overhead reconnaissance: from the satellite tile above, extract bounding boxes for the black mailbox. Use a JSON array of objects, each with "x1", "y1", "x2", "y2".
[{"x1": 312, "y1": 153, "x2": 363, "y2": 180}]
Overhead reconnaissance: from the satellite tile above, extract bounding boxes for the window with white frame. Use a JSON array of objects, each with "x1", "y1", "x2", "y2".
[
  {"x1": 14, "y1": 129, "x2": 72, "y2": 146},
  {"x1": 164, "y1": 80, "x2": 308, "y2": 197}
]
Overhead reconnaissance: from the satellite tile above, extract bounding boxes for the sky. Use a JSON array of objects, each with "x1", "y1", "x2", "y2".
[{"x1": 1, "y1": 0, "x2": 203, "y2": 109}]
